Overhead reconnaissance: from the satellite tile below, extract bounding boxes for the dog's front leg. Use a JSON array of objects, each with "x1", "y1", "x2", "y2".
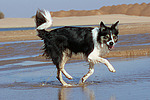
[
  {"x1": 88, "y1": 56, "x2": 116, "y2": 73},
  {"x1": 97, "y1": 57, "x2": 116, "y2": 72}
]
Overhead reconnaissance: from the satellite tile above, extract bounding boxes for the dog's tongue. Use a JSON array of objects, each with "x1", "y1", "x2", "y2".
[
  {"x1": 112, "y1": 45, "x2": 115, "y2": 49},
  {"x1": 109, "y1": 45, "x2": 115, "y2": 50}
]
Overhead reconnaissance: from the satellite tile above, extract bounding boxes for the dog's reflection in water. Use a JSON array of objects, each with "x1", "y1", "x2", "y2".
[
  {"x1": 58, "y1": 86, "x2": 117, "y2": 100},
  {"x1": 58, "y1": 86, "x2": 95, "y2": 100}
]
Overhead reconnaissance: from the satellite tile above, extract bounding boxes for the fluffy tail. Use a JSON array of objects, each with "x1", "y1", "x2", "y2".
[{"x1": 35, "y1": 9, "x2": 53, "y2": 30}]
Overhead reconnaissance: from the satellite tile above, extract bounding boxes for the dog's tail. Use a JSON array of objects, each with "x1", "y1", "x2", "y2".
[
  {"x1": 35, "y1": 9, "x2": 52, "y2": 30},
  {"x1": 35, "y1": 9, "x2": 53, "y2": 38}
]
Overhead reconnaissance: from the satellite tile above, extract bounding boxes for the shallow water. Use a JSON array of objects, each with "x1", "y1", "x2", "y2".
[
  {"x1": 0, "y1": 57, "x2": 150, "y2": 100},
  {"x1": 0, "y1": 33, "x2": 150, "y2": 100},
  {"x1": 117, "y1": 33, "x2": 150, "y2": 47}
]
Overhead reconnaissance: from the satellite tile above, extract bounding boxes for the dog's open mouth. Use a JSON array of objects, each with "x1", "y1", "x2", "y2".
[{"x1": 108, "y1": 45, "x2": 114, "y2": 50}]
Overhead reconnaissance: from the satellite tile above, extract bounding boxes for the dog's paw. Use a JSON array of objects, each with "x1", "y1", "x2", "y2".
[
  {"x1": 79, "y1": 77, "x2": 86, "y2": 84},
  {"x1": 63, "y1": 83, "x2": 72, "y2": 87},
  {"x1": 67, "y1": 76, "x2": 73, "y2": 80},
  {"x1": 108, "y1": 66, "x2": 116, "y2": 73}
]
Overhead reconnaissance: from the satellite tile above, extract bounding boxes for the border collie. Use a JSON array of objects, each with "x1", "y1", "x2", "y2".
[{"x1": 35, "y1": 9, "x2": 119, "y2": 86}]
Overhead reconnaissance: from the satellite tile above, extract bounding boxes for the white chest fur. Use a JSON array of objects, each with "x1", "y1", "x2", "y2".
[{"x1": 88, "y1": 27, "x2": 110, "y2": 63}]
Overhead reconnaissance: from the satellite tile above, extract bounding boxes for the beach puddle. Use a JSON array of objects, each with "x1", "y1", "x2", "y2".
[
  {"x1": 117, "y1": 33, "x2": 150, "y2": 47},
  {"x1": 0, "y1": 33, "x2": 150, "y2": 100}
]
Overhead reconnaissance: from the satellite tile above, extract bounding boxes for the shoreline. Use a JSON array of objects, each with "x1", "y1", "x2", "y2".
[{"x1": 0, "y1": 22, "x2": 150, "y2": 42}]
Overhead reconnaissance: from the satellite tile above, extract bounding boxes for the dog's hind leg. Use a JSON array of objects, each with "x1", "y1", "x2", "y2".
[
  {"x1": 60, "y1": 49, "x2": 73, "y2": 80},
  {"x1": 79, "y1": 62, "x2": 95, "y2": 83},
  {"x1": 56, "y1": 68, "x2": 72, "y2": 86}
]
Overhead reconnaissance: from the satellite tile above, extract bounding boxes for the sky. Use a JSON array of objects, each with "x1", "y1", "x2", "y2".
[{"x1": 0, "y1": 0, "x2": 150, "y2": 18}]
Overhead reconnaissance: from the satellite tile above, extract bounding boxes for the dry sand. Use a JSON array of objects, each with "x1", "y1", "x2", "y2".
[
  {"x1": 0, "y1": 14, "x2": 150, "y2": 42},
  {"x1": 1, "y1": 14, "x2": 150, "y2": 28}
]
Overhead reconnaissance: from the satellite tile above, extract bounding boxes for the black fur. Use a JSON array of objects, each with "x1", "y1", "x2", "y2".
[
  {"x1": 35, "y1": 10, "x2": 46, "y2": 28},
  {"x1": 37, "y1": 26, "x2": 94, "y2": 66}
]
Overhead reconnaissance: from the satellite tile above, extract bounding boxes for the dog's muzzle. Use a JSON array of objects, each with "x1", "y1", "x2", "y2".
[{"x1": 108, "y1": 42, "x2": 115, "y2": 50}]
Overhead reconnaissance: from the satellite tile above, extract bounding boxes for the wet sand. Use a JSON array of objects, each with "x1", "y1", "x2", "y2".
[{"x1": 0, "y1": 15, "x2": 150, "y2": 100}]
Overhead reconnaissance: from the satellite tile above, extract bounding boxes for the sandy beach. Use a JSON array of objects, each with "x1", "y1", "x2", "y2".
[
  {"x1": 1, "y1": 14, "x2": 150, "y2": 28},
  {"x1": 1, "y1": 14, "x2": 150, "y2": 42},
  {"x1": 0, "y1": 14, "x2": 150, "y2": 100}
]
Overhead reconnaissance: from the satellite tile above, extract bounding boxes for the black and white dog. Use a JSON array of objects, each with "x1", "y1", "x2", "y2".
[{"x1": 35, "y1": 9, "x2": 119, "y2": 86}]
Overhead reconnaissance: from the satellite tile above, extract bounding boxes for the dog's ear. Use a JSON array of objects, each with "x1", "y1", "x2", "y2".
[
  {"x1": 111, "y1": 21, "x2": 119, "y2": 29},
  {"x1": 100, "y1": 21, "x2": 106, "y2": 31}
]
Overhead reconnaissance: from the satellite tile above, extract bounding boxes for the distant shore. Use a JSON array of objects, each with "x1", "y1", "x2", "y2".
[
  {"x1": 0, "y1": 14, "x2": 150, "y2": 28},
  {"x1": 0, "y1": 14, "x2": 150, "y2": 42}
]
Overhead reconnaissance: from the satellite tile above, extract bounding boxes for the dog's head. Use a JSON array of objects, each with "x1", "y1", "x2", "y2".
[{"x1": 97, "y1": 21, "x2": 119, "y2": 50}]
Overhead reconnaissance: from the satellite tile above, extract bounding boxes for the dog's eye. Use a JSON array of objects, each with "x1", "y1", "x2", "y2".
[
  {"x1": 113, "y1": 36, "x2": 118, "y2": 42},
  {"x1": 113, "y1": 36, "x2": 118, "y2": 40},
  {"x1": 104, "y1": 36, "x2": 109, "y2": 39}
]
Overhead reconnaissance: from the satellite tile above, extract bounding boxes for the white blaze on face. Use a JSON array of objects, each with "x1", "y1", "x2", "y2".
[
  {"x1": 111, "y1": 33, "x2": 115, "y2": 44},
  {"x1": 106, "y1": 30, "x2": 115, "y2": 46}
]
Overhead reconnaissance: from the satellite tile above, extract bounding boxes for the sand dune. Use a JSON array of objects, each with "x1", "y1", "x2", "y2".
[
  {"x1": 100, "y1": 3, "x2": 150, "y2": 17},
  {"x1": 51, "y1": 10, "x2": 101, "y2": 17},
  {"x1": 49, "y1": 3, "x2": 150, "y2": 17}
]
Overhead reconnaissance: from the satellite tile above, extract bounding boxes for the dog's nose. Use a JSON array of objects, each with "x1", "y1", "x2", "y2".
[{"x1": 109, "y1": 42, "x2": 113, "y2": 46}]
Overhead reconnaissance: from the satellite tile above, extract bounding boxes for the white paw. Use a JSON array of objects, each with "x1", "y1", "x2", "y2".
[
  {"x1": 67, "y1": 76, "x2": 73, "y2": 80},
  {"x1": 63, "y1": 83, "x2": 72, "y2": 87},
  {"x1": 108, "y1": 66, "x2": 116, "y2": 73}
]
